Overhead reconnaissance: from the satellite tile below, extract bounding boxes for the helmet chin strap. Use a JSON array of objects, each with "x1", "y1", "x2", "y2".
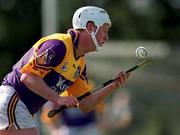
[
  {"x1": 86, "y1": 27, "x2": 101, "y2": 51},
  {"x1": 90, "y1": 31, "x2": 101, "y2": 51}
]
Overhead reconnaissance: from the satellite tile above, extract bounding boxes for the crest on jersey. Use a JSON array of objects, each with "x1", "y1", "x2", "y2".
[{"x1": 36, "y1": 49, "x2": 55, "y2": 66}]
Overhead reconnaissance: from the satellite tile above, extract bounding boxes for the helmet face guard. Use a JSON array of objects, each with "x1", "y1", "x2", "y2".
[{"x1": 72, "y1": 6, "x2": 111, "y2": 51}]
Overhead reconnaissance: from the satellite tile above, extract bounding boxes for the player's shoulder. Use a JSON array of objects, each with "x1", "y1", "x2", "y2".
[{"x1": 46, "y1": 33, "x2": 72, "y2": 41}]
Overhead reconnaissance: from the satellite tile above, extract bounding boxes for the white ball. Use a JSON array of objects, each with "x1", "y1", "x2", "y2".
[{"x1": 136, "y1": 47, "x2": 148, "y2": 58}]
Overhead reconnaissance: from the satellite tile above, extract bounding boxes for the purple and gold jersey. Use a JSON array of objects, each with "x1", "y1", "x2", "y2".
[{"x1": 2, "y1": 30, "x2": 90, "y2": 114}]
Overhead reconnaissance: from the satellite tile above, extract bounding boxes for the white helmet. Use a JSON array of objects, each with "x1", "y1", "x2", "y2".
[
  {"x1": 72, "y1": 6, "x2": 111, "y2": 51},
  {"x1": 72, "y1": 6, "x2": 111, "y2": 29}
]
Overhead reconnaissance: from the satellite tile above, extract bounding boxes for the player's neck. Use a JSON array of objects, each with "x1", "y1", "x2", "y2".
[
  {"x1": 76, "y1": 43, "x2": 85, "y2": 58},
  {"x1": 76, "y1": 32, "x2": 89, "y2": 57}
]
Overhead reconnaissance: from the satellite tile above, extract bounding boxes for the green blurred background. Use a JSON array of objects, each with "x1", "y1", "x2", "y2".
[{"x1": 0, "y1": 0, "x2": 180, "y2": 135}]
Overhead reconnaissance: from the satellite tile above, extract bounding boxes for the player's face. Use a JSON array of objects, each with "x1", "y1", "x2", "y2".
[
  {"x1": 84, "y1": 22, "x2": 111, "y2": 52},
  {"x1": 96, "y1": 24, "x2": 111, "y2": 47}
]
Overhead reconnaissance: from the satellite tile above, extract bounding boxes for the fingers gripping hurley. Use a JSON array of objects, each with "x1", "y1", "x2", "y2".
[{"x1": 47, "y1": 58, "x2": 152, "y2": 118}]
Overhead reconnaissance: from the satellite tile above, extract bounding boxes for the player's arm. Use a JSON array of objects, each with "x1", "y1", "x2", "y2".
[
  {"x1": 20, "y1": 40, "x2": 78, "y2": 107},
  {"x1": 78, "y1": 72, "x2": 129, "y2": 112},
  {"x1": 21, "y1": 72, "x2": 78, "y2": 107}
]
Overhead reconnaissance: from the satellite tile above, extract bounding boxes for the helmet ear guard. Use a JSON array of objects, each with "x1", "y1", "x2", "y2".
[{"x1": 72, "y1": 6, "x2": 111, "y2": 51}]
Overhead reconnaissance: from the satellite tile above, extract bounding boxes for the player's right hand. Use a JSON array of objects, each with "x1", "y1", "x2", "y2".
[
  {"x1": 112, "y1": 71, "x2": 129, "y2": 89},
  {"x1": 57, "y1": 96, "x2": 79, "y2": 108}
]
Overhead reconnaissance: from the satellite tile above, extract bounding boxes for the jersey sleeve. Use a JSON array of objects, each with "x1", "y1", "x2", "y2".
[
  {"x1": 21, "y1": 39, "x2": 66, "y2": 77},
  {"x1": 60, "y1": 66, "x2": 91, "y2": 98}
]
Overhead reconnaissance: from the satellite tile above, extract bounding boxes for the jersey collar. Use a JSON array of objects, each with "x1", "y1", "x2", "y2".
[{"x1": 67, "y1": 29, "x2": 80, "y2": 60}]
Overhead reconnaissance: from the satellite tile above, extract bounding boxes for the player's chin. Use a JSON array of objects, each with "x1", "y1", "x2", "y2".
[
  {"x1": 89, "y1": 46, "x2": 96, "y2": 52},
  {"x1": 92, "y1": 44, "x2": 98, "y2": 51}
]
